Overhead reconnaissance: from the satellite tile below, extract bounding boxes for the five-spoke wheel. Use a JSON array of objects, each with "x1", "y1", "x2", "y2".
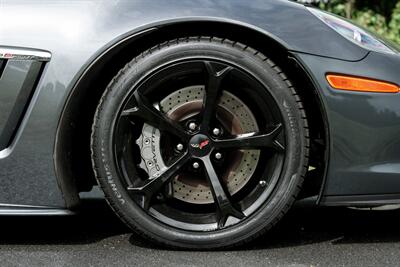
[{"x1": 91, "y1": 37, "x2": 309, "y2": 249}]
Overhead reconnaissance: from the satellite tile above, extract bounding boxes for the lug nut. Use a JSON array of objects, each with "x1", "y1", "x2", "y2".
[
  {"x1": 176, "y1": 143, "x2": 184, "y2": 151},
  {"x1": 192, "y1": 162, "x2": 200, "y2": 169},
  {"x1": 188, "y1": 122, "x2": 197, "y2": 131},
  {"x1": 215, "y1": 152, "x2": 222, "y2": 160},
  {"x1": 212, "y1": 128, "x2": 221, "y2": 136}
]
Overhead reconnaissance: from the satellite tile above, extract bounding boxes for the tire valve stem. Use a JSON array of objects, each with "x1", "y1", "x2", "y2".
[{"x1": 259, "y1": 180, "x2": 267, "y2": 187}]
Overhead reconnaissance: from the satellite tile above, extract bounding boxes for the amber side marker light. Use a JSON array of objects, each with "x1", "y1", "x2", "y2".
[{"x1": 326, "y1": 74, "x2": 400, "y2": 93}]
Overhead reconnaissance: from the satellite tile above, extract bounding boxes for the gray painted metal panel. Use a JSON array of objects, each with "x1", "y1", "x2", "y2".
[
  {"x1": 295, "y1": 51, "x2": 400, "y2": 196},
  {"x1": 0, "y1": 0, "x2": 397, "y2": 207}
]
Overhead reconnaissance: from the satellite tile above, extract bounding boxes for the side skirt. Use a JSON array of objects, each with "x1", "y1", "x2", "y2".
[
  {"x1": 320, "y1": 194, "x2": 400, "y2": 207},
  {"x1": 0, "y1": 204, "x2": 75, "y2": 216}
]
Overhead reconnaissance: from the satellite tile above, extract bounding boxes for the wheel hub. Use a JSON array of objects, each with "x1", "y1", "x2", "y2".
[
  {"x1": 189, "y1": 134, "x2": 212, "y2": 157},
  {"x1": 136, "y1": 85, "x2": 260, "y2": 204}
]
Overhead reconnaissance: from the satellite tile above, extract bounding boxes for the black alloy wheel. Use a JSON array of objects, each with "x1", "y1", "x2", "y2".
[{"x1": 91, "y1": 37, "x2": 309, "y2": 249}]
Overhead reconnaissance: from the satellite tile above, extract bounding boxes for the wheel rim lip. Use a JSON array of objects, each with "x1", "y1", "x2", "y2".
[{"x1": 112, "y1": 57, "x2": 287, "y2": 231}]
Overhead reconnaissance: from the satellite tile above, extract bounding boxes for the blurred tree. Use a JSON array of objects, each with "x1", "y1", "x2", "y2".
[
  {"x1": 357, "y1": 1, "x2": 398, "y2": 20},
  {"x1": 388, "y1": 2, "x2": 400, "y2": 44},
  {"x1": 345, "y1": 0, "x2": 355, "y2": 18},
  {"x1": 296, "y1": 0, "x2": 400, "y2": 44}
]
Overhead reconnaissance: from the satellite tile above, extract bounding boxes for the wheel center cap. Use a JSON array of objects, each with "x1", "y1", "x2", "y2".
[{"x1": 188, "y1": 134, "x2": 212, "y2": 157}]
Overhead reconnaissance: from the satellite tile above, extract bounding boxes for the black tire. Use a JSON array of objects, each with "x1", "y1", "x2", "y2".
[{"x1": 91, "y1": 37, "x2": 309, "y2": 249}]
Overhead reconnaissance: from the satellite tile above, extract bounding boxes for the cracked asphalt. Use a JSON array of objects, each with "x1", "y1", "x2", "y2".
[{"x1": 1, "y1": 195, "x2": 400, "y2": 267}]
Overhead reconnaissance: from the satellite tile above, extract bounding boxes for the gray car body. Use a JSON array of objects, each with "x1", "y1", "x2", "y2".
[{"x1": 0, "y1": 0, "x2": 399, "y2": 211}]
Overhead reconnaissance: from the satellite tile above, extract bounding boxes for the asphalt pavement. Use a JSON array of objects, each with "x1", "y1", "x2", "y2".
[{"x1": 1, "y1": 195, "x2": 400, "y2": 267}]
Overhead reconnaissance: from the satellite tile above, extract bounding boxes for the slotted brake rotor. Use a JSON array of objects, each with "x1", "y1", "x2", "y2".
[{"x1": 136, "y1": 85, "x2": 260, "y2": 204}]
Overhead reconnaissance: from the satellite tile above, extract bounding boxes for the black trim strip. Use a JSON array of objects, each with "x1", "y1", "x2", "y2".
[
  {"x1": 0, "y1": 60, "x2": 6, "y2": 79},
  {"x1": 320, "y1": 194, "x2": 400, "y2": 206}
]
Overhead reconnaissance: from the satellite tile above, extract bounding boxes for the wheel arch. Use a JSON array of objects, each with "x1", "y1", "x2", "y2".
[{"x1": 54, "y1": 18, "x2": 328, "y2": 208}]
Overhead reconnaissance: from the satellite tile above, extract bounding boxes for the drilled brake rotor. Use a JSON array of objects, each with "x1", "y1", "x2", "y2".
[{"x1": 136, "y1": 85, "x2": 260, "y2": 204}]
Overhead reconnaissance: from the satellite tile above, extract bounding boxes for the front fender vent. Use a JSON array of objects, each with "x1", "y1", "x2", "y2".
[{"x1": 0, "y1": 47, "x2": 51, "y2": 151}]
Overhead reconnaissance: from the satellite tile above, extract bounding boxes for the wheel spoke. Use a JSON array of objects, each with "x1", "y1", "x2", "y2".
[
  {"x1": 128, "y1": 153, "x2": 191, "y2": 210},
  {"x1": 122, "y1": 91, "x2": 188, "y2": 141},
  {"x1": 202, "y1": 156, "x2": 244, "y2": 228},
  {"x1": 200, "y1": 61, "x2": 233, "y2": 134},
  {"x1": 214, "y1": 124, "x2": 285, "y2": 152}
]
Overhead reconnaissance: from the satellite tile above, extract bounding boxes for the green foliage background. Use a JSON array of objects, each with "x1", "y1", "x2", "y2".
[{"x1": 310, "y1": 0, "x2": 400, "y2": 44}]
